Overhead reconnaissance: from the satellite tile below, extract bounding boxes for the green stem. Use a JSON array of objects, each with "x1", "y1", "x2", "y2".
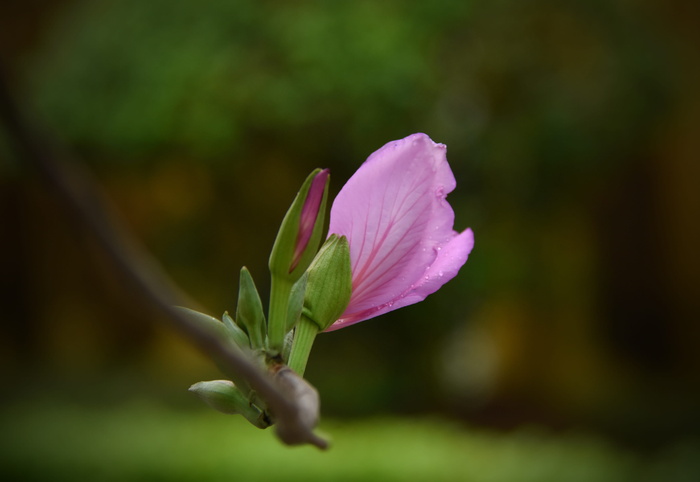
[
  {"x1": 287, "y1": 315, "x2": 319, "y2": 376},
  {"x1": 268, "y1": 276, "x2": 293, "y2": 354}
]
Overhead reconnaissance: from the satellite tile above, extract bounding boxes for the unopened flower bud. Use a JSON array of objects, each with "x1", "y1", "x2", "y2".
[
  {"x1": 189, "y1": 380, "x2": 269, "y2": 428},
  {"x1": 269, "y1": 169, "x2": 330, "y2": 280},
  {"x1": 302, "y1": 234, "x2": 352, "y2": 331}
]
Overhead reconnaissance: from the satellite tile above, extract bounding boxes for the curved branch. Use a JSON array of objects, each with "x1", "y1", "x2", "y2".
[{"x1": 0, "y1": 69, "x2": 327, "y2": 450}]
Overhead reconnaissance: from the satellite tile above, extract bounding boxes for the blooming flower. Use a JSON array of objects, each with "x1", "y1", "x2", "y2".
[{"x1": 325, "y1": 133, "x2": 474, "y2": 331}]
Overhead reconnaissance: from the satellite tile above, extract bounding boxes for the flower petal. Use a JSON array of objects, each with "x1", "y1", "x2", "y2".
[
  {"x1": 384, "y1": 228, "x2": 474, "y2": 311},
  {"x1": 326, "y1": 133, "x2": 473, "y2": 331}
]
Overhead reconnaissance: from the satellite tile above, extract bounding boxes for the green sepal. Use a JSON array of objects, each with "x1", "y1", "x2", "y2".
[
  {"x1": 285, "y1": 273, "x2": 308, "y2": 333},
  {"x1": 222, "y1": 311, "x2": 250, "y2": 349},
  {"x1": 236, "y1": 267, "x2": 267, "y2": 349},
  {"x1": 268, "y1": 168, "x2": 330, "y2": 282},
  {"x1": 173, "y1": 306, "x2": 229, "y2": 342},
  {"x1": 302, "y1": 234, "x2": 353, "y2": 331},
  {"x1": 282, "y1": 330, "x2": 295, "y2": 364},
  {"x1": 189, "y1": 380, "x2": 270, "y2": 429}
]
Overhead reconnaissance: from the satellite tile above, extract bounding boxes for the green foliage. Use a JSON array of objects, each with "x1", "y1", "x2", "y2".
[
  {"x1": 1, "y1": 400, "x2": 699, "y2": 482},
  {"x1": 26, "y1": 0, "x2": 668, "y2": 170},
  {"x1": 27, "y1": 0, "x2": 442, "y2": 159}
]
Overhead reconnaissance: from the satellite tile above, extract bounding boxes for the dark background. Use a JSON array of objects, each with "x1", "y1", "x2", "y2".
[{"x1": 1, "y1": 0, "x2": 699, "y2": 478}]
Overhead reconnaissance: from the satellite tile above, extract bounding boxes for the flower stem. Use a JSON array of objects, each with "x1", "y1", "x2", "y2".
[
  {"x1": 268, "y1": 276, "x2": 293, "y2": 355},
  {"x1": 287, "y1": 315, "x2": 319, "y2": 376}
]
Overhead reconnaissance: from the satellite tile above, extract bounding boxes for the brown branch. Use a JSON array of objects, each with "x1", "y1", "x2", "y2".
[{"x1": 0, "y1": 69, "x2": 328, "y2": 450}]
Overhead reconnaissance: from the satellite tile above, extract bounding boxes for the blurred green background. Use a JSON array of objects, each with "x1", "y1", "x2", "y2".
[{"x1": 1, "y1": 0, "x2": 699, "y2": 480}]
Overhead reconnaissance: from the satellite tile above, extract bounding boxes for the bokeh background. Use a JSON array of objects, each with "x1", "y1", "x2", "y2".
[{"x1": 1, "y1": 0, "x2": 699, "y2": 480}]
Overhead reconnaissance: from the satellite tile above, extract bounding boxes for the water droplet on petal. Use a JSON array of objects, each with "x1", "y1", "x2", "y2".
[{"x1": 438, "y1": 271, "x2": 444, "y2": 277}]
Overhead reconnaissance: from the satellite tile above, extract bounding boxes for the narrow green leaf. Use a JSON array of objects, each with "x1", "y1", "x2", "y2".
[
  {"x1": 222, "y1": 311, "x2": 250, "y2": 349},
  {"x1": 236, "y1": 267, "x2": 267, "y2": 349}
]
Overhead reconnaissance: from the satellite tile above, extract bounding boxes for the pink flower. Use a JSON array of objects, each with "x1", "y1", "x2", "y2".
[{"x1": 325, "y1": 133, "x2": 474, "y2": 331}]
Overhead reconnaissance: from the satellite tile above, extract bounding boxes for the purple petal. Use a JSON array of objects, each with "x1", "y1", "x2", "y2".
[{"x1": 325, "y1": 133, "x2": 473, "y2": 331}]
